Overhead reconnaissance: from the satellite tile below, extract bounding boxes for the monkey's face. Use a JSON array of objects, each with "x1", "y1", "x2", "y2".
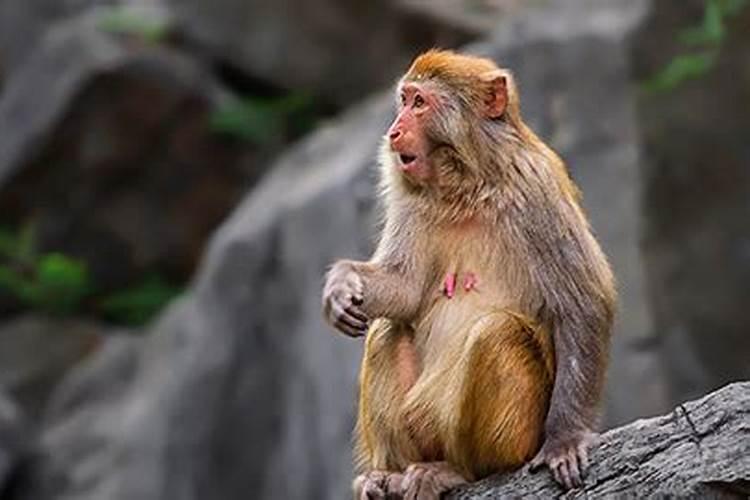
[{"x1": 386, "y1": 82, "x2": 436, "y2": 185}]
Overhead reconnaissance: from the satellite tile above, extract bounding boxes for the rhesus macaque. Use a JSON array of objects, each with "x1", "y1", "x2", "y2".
[{"x1": 322, "y1": 49, "x2": 616, "y2": 499}]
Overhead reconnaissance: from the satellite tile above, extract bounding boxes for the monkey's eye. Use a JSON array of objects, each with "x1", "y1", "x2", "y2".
[
  {"x1": 400, "y1": 94, "x2": 407, "y2": 106},
  {"x1": 413, "y1": 94, "x2": 425, "y2": 109}
]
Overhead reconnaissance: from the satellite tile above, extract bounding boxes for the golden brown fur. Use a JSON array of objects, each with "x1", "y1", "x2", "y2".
[{"x1": 322, "y1": 49, "x2": 616, "y2": 498}]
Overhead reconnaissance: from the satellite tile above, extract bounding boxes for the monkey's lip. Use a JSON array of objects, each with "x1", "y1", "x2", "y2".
[{"x1": 398, "y1": 154, "x2": 418, "y2": 167}]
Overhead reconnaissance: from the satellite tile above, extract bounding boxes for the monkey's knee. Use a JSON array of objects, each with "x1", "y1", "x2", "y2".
[{"x1": 453, "y1": 313, "x2": 553, "y2": 476}]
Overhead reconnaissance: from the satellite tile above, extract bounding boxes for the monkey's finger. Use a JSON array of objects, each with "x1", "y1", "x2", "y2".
[
  {"x1": 528, "y1": 452, "x2": 546, "y2": 471},
  {"x1": 345, "y1": 304, "x2": 369, "y2": 323},
  {"x1": 342, "y1": 312, "x2": 368, "y2": 332},
  {"x1": 334, "y1": 313, "x2": 367, "y2": 337},
  {"x1": 551, "y1": 463, "x2": 564, "y2": 489},
  {"x1": 401, "y1": 467, "x2": 422, "y2": 500},
  {"x1": 332, "y1": 303, "x2": 368, "y2": 331},
  {"x1": 562, "y1": 459, "x2": 576, "y2": 490},
  {"x1": 555, "y1": 459, "x2": 572, "y2": 490},
  {"x1": 335, "y1": 320, "x2": 365, "y2": 338},
  {"x1": 384, "y1": 473, "x2": 404, "y2": 494},
  {"x1": 567, "y1": 451, "x2": 582, "y2": 488}
]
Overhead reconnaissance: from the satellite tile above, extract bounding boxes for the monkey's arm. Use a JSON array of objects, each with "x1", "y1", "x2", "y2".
[
  {"x1": 527, "y1": 224, "x2": 616, "y2": 489},
  {"x1": 322, "y1": 214, "x2": 427, "y2": 337}
]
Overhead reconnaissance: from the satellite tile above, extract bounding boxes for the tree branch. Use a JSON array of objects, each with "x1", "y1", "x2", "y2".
[{"x1": 448, "y1": 382, "x2": 750, "y2": 499}]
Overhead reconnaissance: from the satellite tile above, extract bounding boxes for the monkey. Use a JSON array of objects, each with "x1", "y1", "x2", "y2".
[{"x1": 322, "y1": 49, "x2": 616, "y2": 499}]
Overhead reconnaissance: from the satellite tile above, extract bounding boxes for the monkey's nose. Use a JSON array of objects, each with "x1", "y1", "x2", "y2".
[{"x1": 389, "y1": 129, "x2": 402, "y2": 142}]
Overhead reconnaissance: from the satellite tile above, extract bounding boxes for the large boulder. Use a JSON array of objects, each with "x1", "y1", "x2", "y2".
[
  {"x1": 632, "y1": 1, "x2": 750, "y2": 405},
  {"x1": 24, "y1": 95, "x2": 391, "y2": 500},
  {"x1": 0, "y1": 1, "x2": 168, "y2": 76},
  {"x1": 165, "y1": 0, "x2": 472, "y2": 105},
  {"x1": 0, "y1": 17, "x2": 250, "y2": 295},
  {"x1": 26, "y1": 1, "x2": 657, "y2": 499}
]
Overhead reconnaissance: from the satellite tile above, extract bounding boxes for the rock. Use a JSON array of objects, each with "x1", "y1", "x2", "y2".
[
  {"x1": 0, "y1": 16, "x2": 250, "y2": 293},
  {"x1": 166, "y1": 0, "x2": 472, "y2": 105},
  {"x1": 0, "y1": 315, "x2": 102, "y2": 420},
  {"x1": 28, "y1": 2, "x2": 658, "y2": 499},
  {"x1": 449, "y1": 382, "x2": 750, "y2": 499},
  {"x1": 0, "y1": 1, "x2": 168, "y2": 75},
  {"x1": 24, "y1": 95, "x2": 391, "y2": 500},
  {"x1": 632, "y1": 1, "x2": 750, "y2": 406},
  {"x1": 0, "y1": 390, "x2": 26, "y2": 495},
  {"x1": 399, "y1": 0, "x2": 647, "y2": 38},
  {"x1": 22, "y1": 334, "x2": 140, "y2": 500}
]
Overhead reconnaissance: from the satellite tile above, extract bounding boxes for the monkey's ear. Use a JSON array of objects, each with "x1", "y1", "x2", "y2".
[{"x1": 481, "y1": 71, "x2": 508, "y2": 119}]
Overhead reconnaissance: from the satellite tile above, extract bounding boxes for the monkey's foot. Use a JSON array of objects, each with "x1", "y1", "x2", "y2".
[
  {"x1": 400, "y1": 462, "x2": 467, "y2": 500},
  {"x1": 353, "y1": 470, "x2": 404, "y2": 500},
  {"x1": 530, "y1": 431, "x2": 598, "y2": 490}
]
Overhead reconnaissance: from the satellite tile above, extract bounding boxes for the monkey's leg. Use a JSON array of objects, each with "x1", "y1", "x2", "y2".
[
  {"x1": 448, "y1": 311, "x2": 555, "y2": 479},
  {"x1": 354, "y1": 319, "x2": 421, "y2": 499}
]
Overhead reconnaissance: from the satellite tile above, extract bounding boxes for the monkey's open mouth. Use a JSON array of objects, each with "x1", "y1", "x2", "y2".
[{"x1": 399, "y1": 154, "x2": 417, "y2": 165}]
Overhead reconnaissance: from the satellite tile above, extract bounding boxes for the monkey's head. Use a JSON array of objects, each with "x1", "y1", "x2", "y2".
[{"x1": 385, "y1": 49, "x2": 521, "y2": 190}]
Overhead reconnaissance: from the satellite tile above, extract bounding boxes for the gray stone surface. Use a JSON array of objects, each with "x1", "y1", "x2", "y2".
[
  {"x1": 26, "y1": 96, "x2": 390, "y2": 500},
  {"x1": 449, "y1": 382, "x2": 750, "y2": 499},
  {"x1": 0, "y1": 1, "x2": 168, "y2": 76},
  {"x1": 166, "y1": 0, "x2": 471, "y2": 105},
  {"x1": 0, "y1": 389, "x2": 26, "y2": 494},
  {"x1": 0, "y1": 15, "x2": 250, "y2": 290},
  {"x1": 27, "y1": 2, "x2": 662, "y2": 499},
  {"x1": 0, "y1": 315, "x2": 102, "y2": 419}
]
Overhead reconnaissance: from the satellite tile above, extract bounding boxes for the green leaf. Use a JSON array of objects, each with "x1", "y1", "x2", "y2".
[
  {"x1": 704, "y1": 0, "x2": 726, "y2": 41},
  {"x1": 209, "y1": 93, "x2": 315, "y2": 143},
  {"x1": 97, "y1": 7, "x2": 169, "y2": 43},
  {"x1": 210, "y1": 98, "x2": 281, "y2": 143},
  {"x1": 30, "y1": 254, "x2": 91, "y2": 314},
  {"x1": 679, "y1": 0, "x2": 726, "y2": 46},
  {"x1": 642, "y1": 51, "x2": 717, "y2": 93}
]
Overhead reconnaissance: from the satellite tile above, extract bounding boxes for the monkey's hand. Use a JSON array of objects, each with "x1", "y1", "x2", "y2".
[
  {"x1": 322, "y1": 261, "x2": 369, "y2": 337},
  {"x1": 529, "y1": 430, "x2": 597, "y2": 490}
]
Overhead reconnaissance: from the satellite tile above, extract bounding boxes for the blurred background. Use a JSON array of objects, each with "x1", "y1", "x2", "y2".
[{"x1": 0, "y1": 0, "x2": 747, "y2": 498}]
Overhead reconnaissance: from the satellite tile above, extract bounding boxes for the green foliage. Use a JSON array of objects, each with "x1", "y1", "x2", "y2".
[
  {"x1": 679, "y1": 0, "x2": 726, "y2": 46},
  {"x1": 642, "y1": 52, "x2": 717, "y2": 93},
  {"x1": 99, "y1": 275, "x2": 182, "y2": 327},
  {"x1": 643, "y1": 0, "x2": 747, "y2": 93},
  {"x1": 210, "y1": 93, "x2": 316, "y2": 144},
  {"x1": 97, "y1": 7, "x2": 170, "y2": 43},
  {"x1": 0, "y1": 225, "x2": 181, "y2": 325},
  {"x1": 0, "y1": 226, "x2": 91, "y2": 315}
]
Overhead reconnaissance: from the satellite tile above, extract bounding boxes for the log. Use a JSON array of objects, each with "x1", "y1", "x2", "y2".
[{"x1": 448, "y1": 382, "x2": 750, "y2": 499}]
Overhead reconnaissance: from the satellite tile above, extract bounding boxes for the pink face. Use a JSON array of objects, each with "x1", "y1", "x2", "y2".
[{"x1": 386, "y1": 82, "x2": 434, "y2": 182}]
